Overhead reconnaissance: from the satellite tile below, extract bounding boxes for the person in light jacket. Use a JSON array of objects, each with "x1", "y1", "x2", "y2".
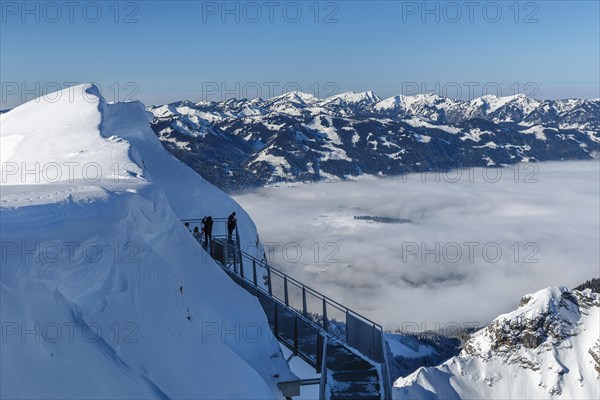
[{"x1": 193, "y1": 226, "x2": 202, "y2": 243}]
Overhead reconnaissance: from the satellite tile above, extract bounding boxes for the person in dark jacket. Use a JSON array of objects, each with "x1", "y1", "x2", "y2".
[
  {"x1": 203, "y1": 216, "x2": 213, "y2": 244},
  {"x1": 227, "y1": 212, "x2": 237, "y2": 242}
]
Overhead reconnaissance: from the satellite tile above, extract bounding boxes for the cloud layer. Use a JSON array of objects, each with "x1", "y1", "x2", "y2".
[{"x1": 234, "y1": 161, "x2": 600, "y2": 330}]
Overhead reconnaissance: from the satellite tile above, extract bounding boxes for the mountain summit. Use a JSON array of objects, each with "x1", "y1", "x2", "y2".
[
  {"x1": 394, "y1": 286, "x2": 600, "y2": 399},
  {"x1": 0, "y1": 84, "x2": 296, "y2": 399}
]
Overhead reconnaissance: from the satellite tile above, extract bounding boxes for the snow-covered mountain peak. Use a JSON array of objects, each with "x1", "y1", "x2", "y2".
[
  {"x1": 323, "y1": 90, "x2": 382, "y2": 105},
  {"x1": 264, "y1": 91, "x2": 320, "y2": 116},
  {"x1": 374, "y1": 95, "x2": 406, "y2": 111},
  {"x1": 1, "y1": 83, "x2": 296, "y2": 399},
  {"x1": 395, "y1": 286, "x2": 600, "y2": 399},
  {"x1": 500, "y1": 93, "x2": 541, "y2": 110},
  {"x1": 479, "y1": 94, "x2": 501, "y2": 100},
  {"x1": 1, "y1": 83, "x2": 142, "y2": 186},
  {"x1": 402, "y1": 93, "x2": 444, "y2": 105},
  {"x1": 276, "y1": 91, "x2": 319, "y2": 104},
  {"x1": 193, "y1": 99, "x2": 215, "y2": 107},
  {"x1": 466, "y1": 287, "x2": 597, "y2": 358},
  {"x1": 414, "y1": 92, "x2": 442, "y2": 101}
]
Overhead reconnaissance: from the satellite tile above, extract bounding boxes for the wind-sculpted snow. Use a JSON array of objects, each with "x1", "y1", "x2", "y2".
[
  {"x1": 0, "y1": 84, "x2": 295, "y2": 399},
  {"x1": 148, "y1": 91, "x2": 600, "y2": 190},
  {"x1": 394, "y1": 287, "x2": 600, "y2": 399}
]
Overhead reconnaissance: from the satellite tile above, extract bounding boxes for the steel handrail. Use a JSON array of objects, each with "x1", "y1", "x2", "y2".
[
  {"x1": 183, "y1": 218, "x2": 391, "y2": 399},
  {"x1": 220, "y1": 267, "x2": 326, "y2": 370},
  {"x1": 183, "y1": 217, "x2": 229, "y2": 222},
  {"x1": 222, "y1": 251, "x2": 331, "y2": 336},
  {"x1": 232, "y1": 247, "x2": 389, "y2": 371},
  {"x1": 219, "y1": 250, "x2": 391, "y2": 398},
  {"x1": 237, "y1": 247, "x2": 384, "y2": 331}
]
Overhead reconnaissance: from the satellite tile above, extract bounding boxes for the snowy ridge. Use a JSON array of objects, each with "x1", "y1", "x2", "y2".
[
  {"x1": 0, "y1": 84, "x2": 296, "y2": 399},
  {"x1": 150, "y1": 91, "x2": 599, "y2": 126},
  {"x1": 148, "y1": 91, "x2": 599, "y2": 190},
  {"x1": 393, "y1": 287, "x2": 600, "y2": 399}
]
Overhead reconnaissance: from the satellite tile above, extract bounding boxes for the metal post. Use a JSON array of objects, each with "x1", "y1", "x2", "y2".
[
  {"x1": 267, "y1": 268, "x2": 272, "y2": 296},
  {"x1": 322, "y1": 298, "x2": 328, "y2": 332},
  {"x1": 372, "y1": 323, "x2": 377, "y2": 361},
  {"x1": 302, "y1": 287, "x2": 307, "y2": 317},
  {"x1": 233, "y1": 241, "x2": 238, "y2": 274},
  {"x1": 284, "y1": 276, "x2": 289, "y2": 306},
  {"x1": 235, "y1": 225, "x2": 243, "y2": 275},
  {"x1": 346, "y1": 310, "x2": 349, "y2": 343},
  {"x1": 252, "y1": 259, "x2": 257, "y2": 286},
  {"x1": 274, "y1": 304, "x2": 279, "y2": 337},
  {"x1": 240, "y1": 254, "x2": 244, "y2": 281},
  {"x1": 316, "y1": 333, "x2": 322, "y2": 374},
  {"x1": 293, "y1": 317, "x2": 298, "y2": 356}
]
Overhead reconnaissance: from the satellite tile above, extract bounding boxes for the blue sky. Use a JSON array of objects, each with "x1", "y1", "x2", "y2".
[{"x1": 1, "y1": 0, "x2": 599, "y2": 107}]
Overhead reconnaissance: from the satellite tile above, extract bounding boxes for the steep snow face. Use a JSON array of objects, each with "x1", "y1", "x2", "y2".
[
  {"x1": 0, "y1": 84, "x2": 295, "y2": 399},
  {"x1": 394, "y1": 287, "x2": 600, "y2": 399}
]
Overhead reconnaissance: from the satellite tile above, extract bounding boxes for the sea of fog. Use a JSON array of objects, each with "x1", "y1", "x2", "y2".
[{"x1": 234, "y1": 161, "x2": 600, "y2": 331}]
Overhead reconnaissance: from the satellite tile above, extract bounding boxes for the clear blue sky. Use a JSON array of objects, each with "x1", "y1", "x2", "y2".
[{"x1": 1, "y1": 0, "x2": 599, "y2": 108}]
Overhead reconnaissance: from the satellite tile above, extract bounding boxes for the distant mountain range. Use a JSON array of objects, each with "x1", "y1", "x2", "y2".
[{"x1": 147, "y1": 92, "x2": 600, "y2": 191}]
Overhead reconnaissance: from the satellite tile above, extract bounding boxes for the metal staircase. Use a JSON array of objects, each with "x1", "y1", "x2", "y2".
[{"x1": 183, "y1": 218, "x2": 393, "y2": 400}]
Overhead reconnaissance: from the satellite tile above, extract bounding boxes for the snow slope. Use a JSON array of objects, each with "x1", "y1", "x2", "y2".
[
  {"x1": 394, "y1": 287, "x2": 600, "y2": 399},
  {"x1": 0, "y1": 84, "x2": 295, "y2": 399}
]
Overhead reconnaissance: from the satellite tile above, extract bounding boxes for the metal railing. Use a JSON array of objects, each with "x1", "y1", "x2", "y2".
[
  {"x1": 183, "y1": 217, "x2": 233, "y2": 238},
  {"x1": 235, "y1": 249, "x2": 383, "y2": 351},
  {"x1": 182, "y1": 218, "x2": 392, "y2": 399}
]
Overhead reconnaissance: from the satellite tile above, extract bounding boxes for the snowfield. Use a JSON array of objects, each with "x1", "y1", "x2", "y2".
[{"x1": 0, "y1": 84, "x2": 296, "y2": 399}]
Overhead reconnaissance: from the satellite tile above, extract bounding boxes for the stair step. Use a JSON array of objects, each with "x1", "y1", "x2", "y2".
[
  {"x1": 327, "y1": 345, "x2": 377, "y2": 371},
  {"x1": 327, "y1": 342, "x2": 381, "y2": 400},
  {"x1": 330, "y1": 392, "x2": 381, "y2": 400}
]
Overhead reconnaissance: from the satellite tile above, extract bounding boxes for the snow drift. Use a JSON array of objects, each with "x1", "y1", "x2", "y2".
[
  {"x1": 0, "y1": 84, "x2": 295, "y2": 399},
  {"x1": 394, "y1": 286, "x2": 600, "y2": 399}
]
